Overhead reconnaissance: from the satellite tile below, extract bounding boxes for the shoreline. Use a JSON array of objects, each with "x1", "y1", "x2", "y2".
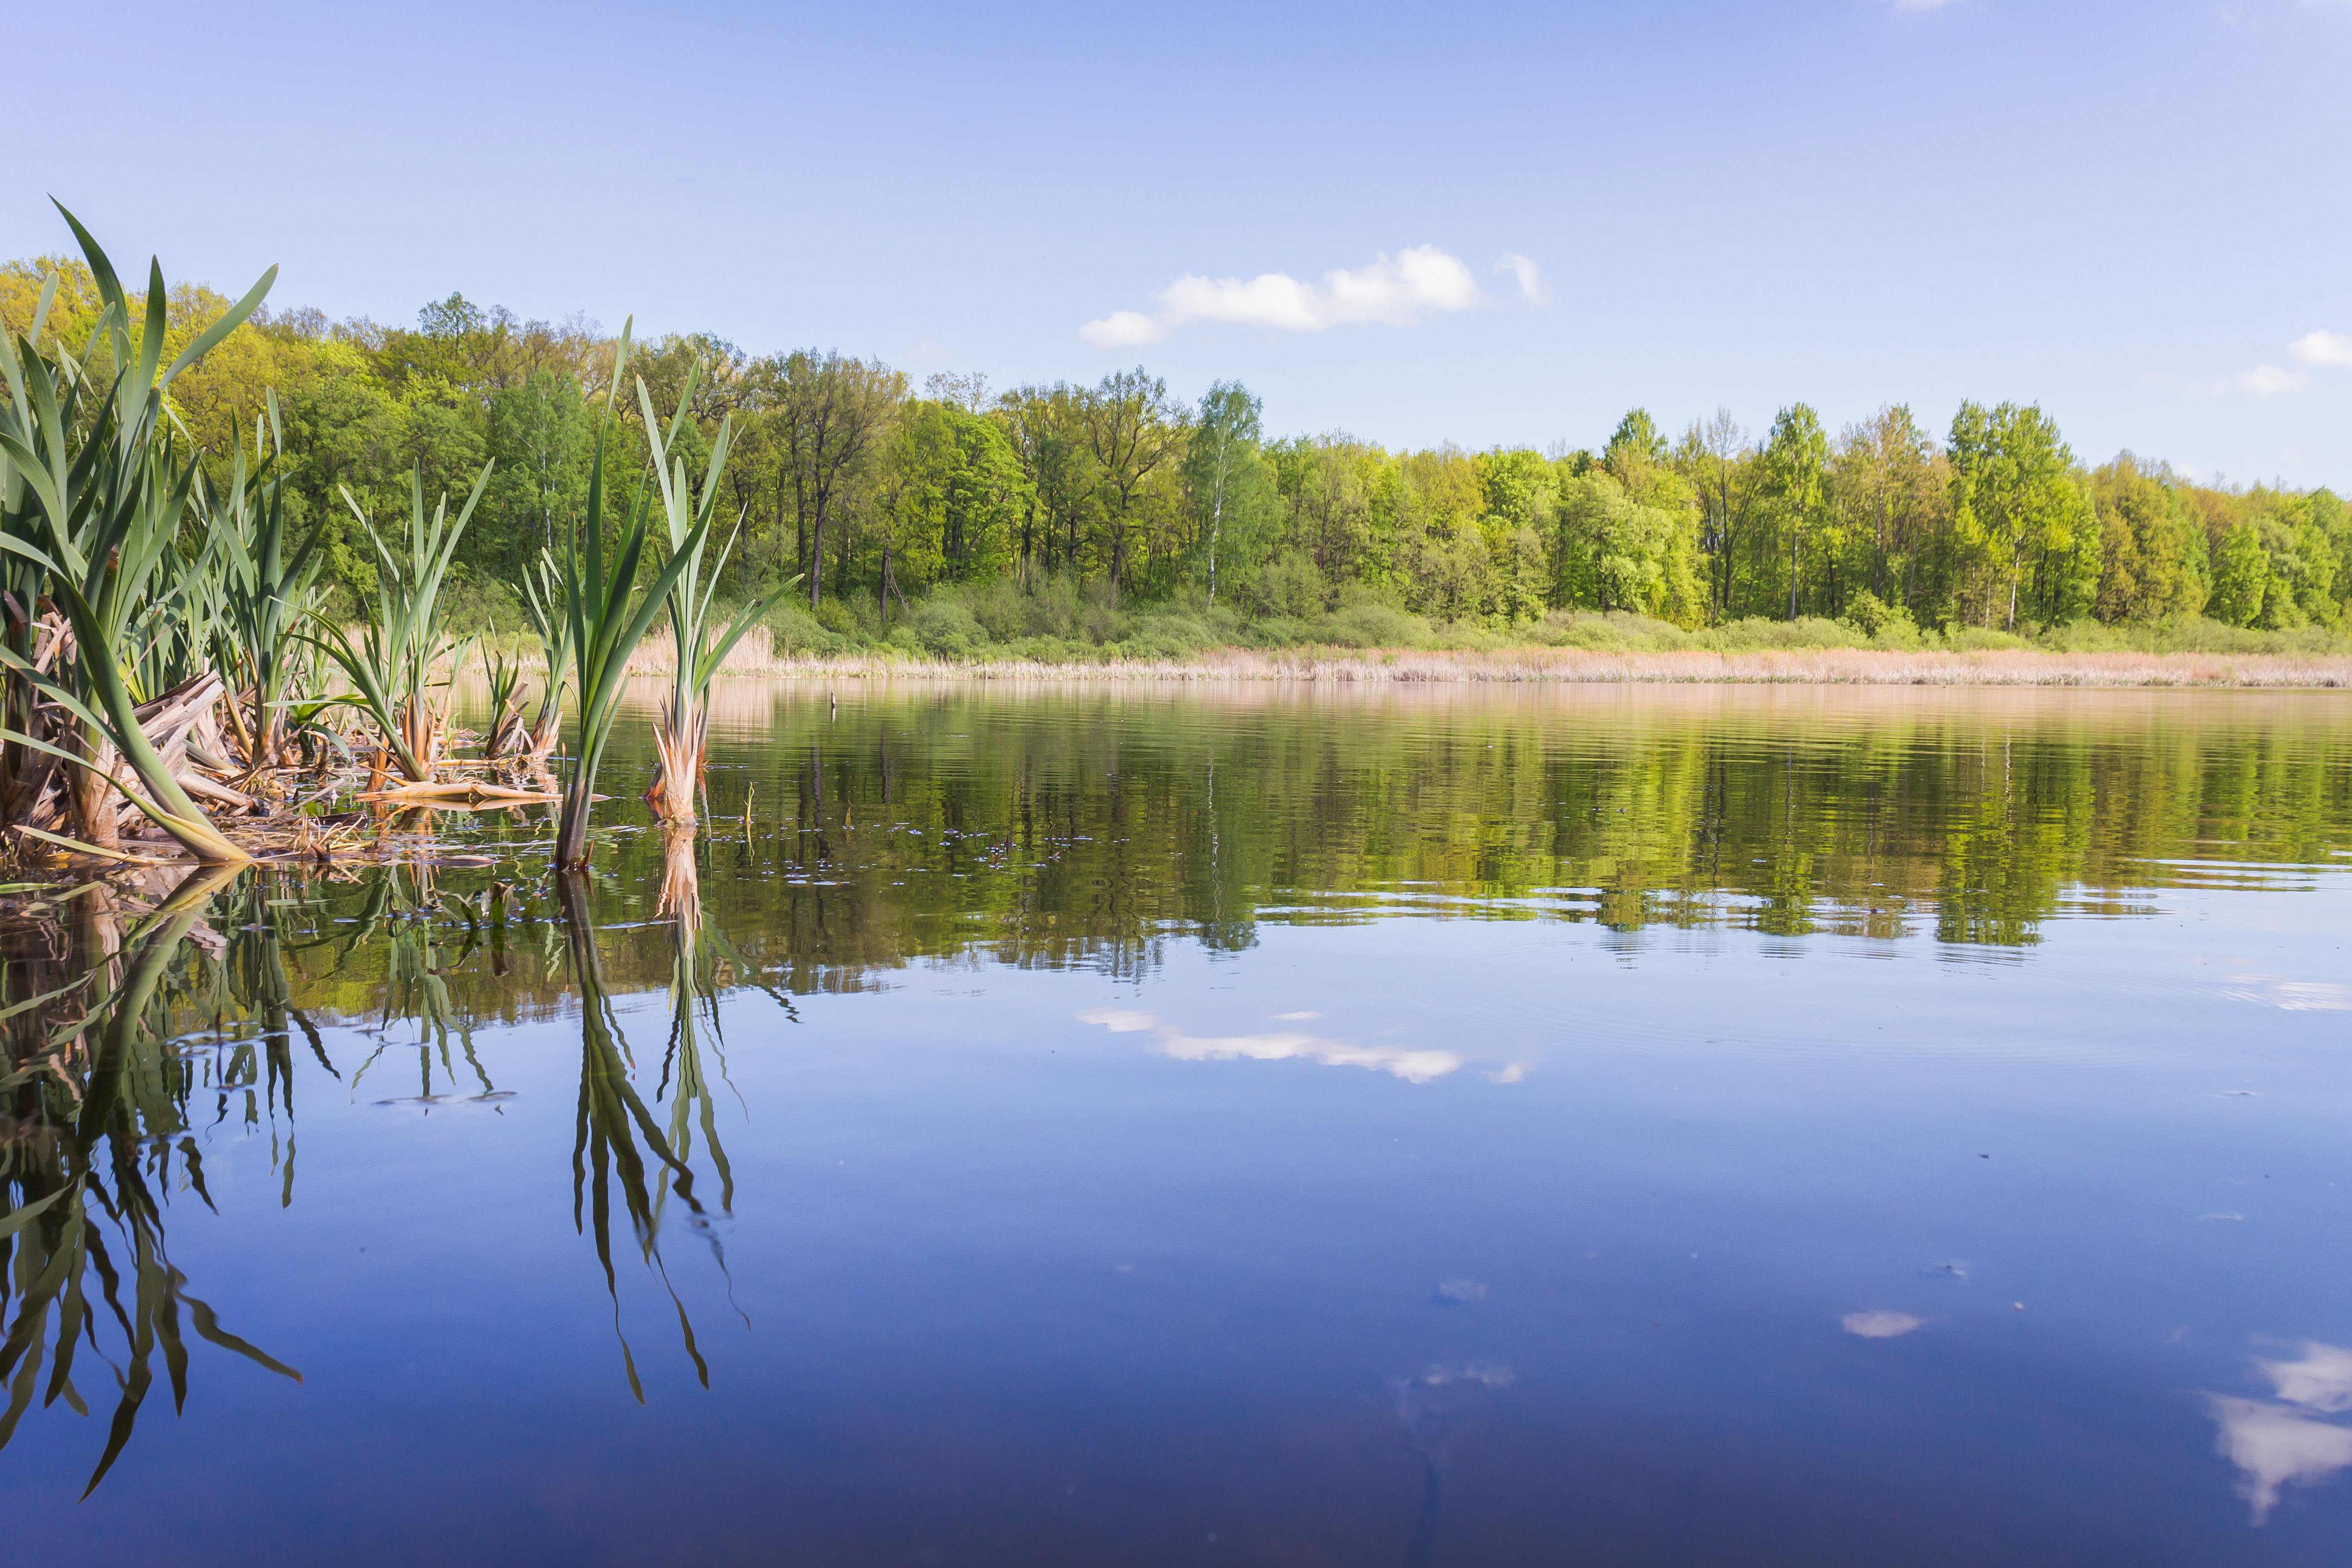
[{"x1": 633, "y1": 645, "x2": 2352, "y2": 688}]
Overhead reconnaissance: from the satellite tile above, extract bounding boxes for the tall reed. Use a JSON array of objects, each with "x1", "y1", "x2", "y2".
[
  {"x1": 636, "y1": 377, "x2": 799, "y2": 823},
  {"x1": 0, "y1": 205, "x2": 273, "y2": 861},
  {"x1": 205, "y1": 392, "x2": 328, "y2": 767},
  {"x1": 553, "y1": 327, "x2": 742, "y2": 868},
  {"x1": 518, "y1": 551, "x2": 573, "y2": 756},
  {"x1": 305, "y1": 464, "x2": 491, "y2": 782}
]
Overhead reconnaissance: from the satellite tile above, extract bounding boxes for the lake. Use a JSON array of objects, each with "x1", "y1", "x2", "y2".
[{"x1": 4, "y1": 681, "x2": 2349, "y2": 1565}]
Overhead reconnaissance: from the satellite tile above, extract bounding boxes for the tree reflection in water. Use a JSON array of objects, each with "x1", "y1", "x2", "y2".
[{"x1": 0, "y1": 685, "x2": 2344, "y2": 1497}]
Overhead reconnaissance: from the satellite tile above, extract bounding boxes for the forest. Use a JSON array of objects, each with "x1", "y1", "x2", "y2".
[{"x1": 3, "y1": 256, "x2": 2344, "y2": 660}]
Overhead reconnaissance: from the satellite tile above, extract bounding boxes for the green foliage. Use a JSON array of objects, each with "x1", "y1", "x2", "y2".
[
  {"x1": 0, "y1": 208, "x2": 275, "y2": 860},
  {"x1": 7, "y1": 224, "x2": 2344, "y2": 659},
  {"x1": 1946, "y1": 401, "x2": 2096, "y2": 632},
  {"x1": 304, "y1": 462, "x2": 492, "y2": 780},
  {"x1": 1839, "y1": 589, "x2": 1918, "y2": 644},
  {"x1": 1183, "y1": 381, "x2": 1276, "y2": 606},
  {"x1": 2210, "y1": 518, "x2": 2270, "y2": 628},
  {"x1": 204, "y1": 395, "x2": 328, "y2": 760},
  {"x1": 554, "y1": 328, "x2": 765, "y2": 864}
]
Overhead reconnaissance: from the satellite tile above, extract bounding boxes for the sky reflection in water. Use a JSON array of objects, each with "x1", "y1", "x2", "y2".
[{"x1": 3, "y1": 683, "x2": 2349, "y2": 1565}]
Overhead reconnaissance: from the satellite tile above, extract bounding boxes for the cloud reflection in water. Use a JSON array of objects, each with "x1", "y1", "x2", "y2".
[
  {"x1": 2204, "y1": 1341, "x2": 2352, "y2": 1524},
  {"x1": 1078, "y1": 1008, "x2": 1464, "y2": 1083}
]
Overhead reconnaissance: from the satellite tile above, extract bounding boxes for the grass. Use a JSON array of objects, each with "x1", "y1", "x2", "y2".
[
  {"x1": 454, "y1": 620, "x2": 2350, "y2": 689},
  {"x1": 537, "y1": 578, "x2": 2348, "y2": 687}
]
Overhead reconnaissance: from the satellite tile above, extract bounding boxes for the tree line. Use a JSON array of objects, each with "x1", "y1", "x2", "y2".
[{"x1": 3, "y1": 258, "x2": 2343, "y2": 643}]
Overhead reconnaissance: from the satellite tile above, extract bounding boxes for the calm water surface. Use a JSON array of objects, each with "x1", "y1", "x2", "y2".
[{"x1": 5, "y1": 683, "x2": 2350, "y2": 1565}]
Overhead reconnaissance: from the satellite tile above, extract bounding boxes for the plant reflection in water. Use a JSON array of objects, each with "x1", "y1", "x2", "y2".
[
  {"x1": 1, "y1": 835, "x2": 796, "y2": 1488},
  {"x1": 0, "y1": 866, "x2": 301, "y2": 1496},
  {"x1": 561, "y1": 828, "x2": 789, "y2": 1401},
  {"x1": 344, "y1": 864, "x2": 497, "y2": 1104}
]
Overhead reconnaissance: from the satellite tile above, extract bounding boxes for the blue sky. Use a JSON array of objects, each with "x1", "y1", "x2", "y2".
[{"x1": 8, "y1": 0, "x2": 2349, "y2": 484}]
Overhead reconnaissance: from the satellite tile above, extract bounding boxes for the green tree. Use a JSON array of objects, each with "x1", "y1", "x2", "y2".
[
  {"x1": 1269, "y1": 436, "x2": 1378, "y2": 594},
  {"x1": 997, "y1": 383, "x2": 1095, "y2": 586},
  {"x1": 1674, "y1": 407, "x2": 1757, "y2": 622},
  {"x1": 773, "y1": 350, "x2": 903, "y2": 607},
  {"x1": 1947, "y1": 401, "x2": 2093, "y2": 630},
  {"x1": 1079, "y1": 367, "x2": 1180, "y2": 600},
  {"x1": 484, "y1": 368, "x2": 588, "y2": 575},
  {"x1": 1606, "y1": 407, "x2": 1669, "y2": 467},
  {"x1": 1761, "y1": 404, "x2": 1830, "y2": 620},
  {"x1": 1184, "y1": 381, "x2": 1265, "y2": 607},
  {"x1": 2089, "y1": 455, "x2": 2206, "y2": 622},
  {"x1": 1830, "y1": 406, "x2": 1940, "y2": 615},
  {"x1": 2210, "y1": 518, "x2": 2270, "y2": 627}
]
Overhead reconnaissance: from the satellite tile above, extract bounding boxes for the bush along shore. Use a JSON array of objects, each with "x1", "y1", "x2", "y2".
[{"x1": 573, "y1": 600, "x2": 2352, "y2": 687}]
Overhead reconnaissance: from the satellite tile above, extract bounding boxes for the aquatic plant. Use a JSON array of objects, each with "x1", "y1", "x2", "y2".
[
  {"x1": 636, "y1": 377, "x2": 799, "y2": 823},
  {"x1": 553, "y1": 329, "x2": 740, "y2": 867},
  {"x1": 305, "y1": 464, "x2": 491, "y2": 783},
  {"x1": 0, "y1": 209, "x2": 275, "y2": 862},
  {"x1": 653, "y1": 830, "x2": 748, "y2": 1213},
  {"x1": 517, "y1": 552, "x2": 574, "y2": 759},
  {"x1": 558, "y1": 867, "x2": 715, "y2": 1397},
  {"x1": 203, "y1": 401, "x2": 330, "y2": 772},
  {"x1": 482, "y1": 632, "x2": 531, "y2": 759},
  {"x1": 340, "y1": 866, "x2": 496, "y2": 1099}
]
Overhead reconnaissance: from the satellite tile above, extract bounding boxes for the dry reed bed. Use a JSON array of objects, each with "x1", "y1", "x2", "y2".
[{"x1": 583, "y1": 627, "x2": 2351, "y2": 688}]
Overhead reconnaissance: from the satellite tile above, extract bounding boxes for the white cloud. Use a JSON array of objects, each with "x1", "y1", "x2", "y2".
[
  {"x1": 2290, "y1": 329, "x2": 2352, "y2": 368},
  {"x1": 1078, "y1": 1006, "x2": 1465, "y2": 1083},
  {"x1": 1079, "y1": 245, "x2": 1536, "y2": 346},
  {"x1": 2218, "y1": 328, "x2": 2352, "y2": 396},
  {"x1": 2230, "y1": 364, "x2": 2311, "y2": 397},
  {"x1": 1842, "y1": 1311, "x2": 1925, "y2": 1339},
  {"x1": 2212, "y1": 975, "x2": 2352, "y2": 1010},
  {"x1": 1496, "y1": 252, "x2": 1549, "y2": 305},
  {"x1": 1157, "y1": 1027, "x2": 1464, "y2": 1083},
  {"x1": 1078, "y1": 311, "x2": 1162, "y2": 348},
  {"x1": 1079, "y1": 1008, "x2": 1158, "y2": 1034}
]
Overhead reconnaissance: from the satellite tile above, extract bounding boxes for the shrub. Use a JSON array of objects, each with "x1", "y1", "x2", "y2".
[
  {"x1": 1252, "y1": 551, "x2": 1332, "y2": 620},
  {"x1": 1840, "y1": 590, "x2": 1910, "y2": 639},
  {"x1": 962, "y1": 574, "x2": 1088, "y2": 641},
  {"x1": 1120, "y1": 608, "x2": 1216, "y2": 657},
  {"x1": 1942, "y1": 625, "x2": 2032, "y2": 652},
  {"x1": 812, "y1": 597, "x2": 860, "y2": 636},
  {"x1": 886, "y1": 593, "x2": 987, "y2": 658},
  {"x1": 768, "y1": 604, "x2": 858, "y2": 655},
  {"x1": 1693, "y1": 617, "x2": 1865, "y2": 652},
  {"x1": 441, "y1": 571, "x2": 527, "y2": 636},
  {"x1": 1530, "y1": 609, "x2": 1690, "y2": 651},
  {"x1": 1317, "y1": 600, "x2": 1430, "y2": 648}
]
